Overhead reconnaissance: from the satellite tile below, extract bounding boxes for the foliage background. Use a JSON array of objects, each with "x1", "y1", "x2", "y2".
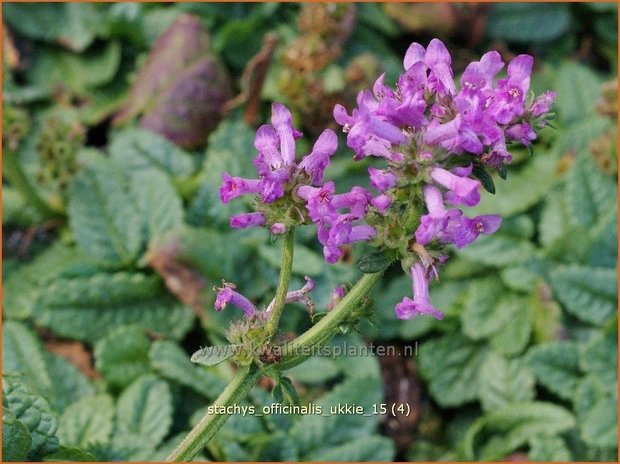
[{"x1": 2, "y1": 2, "x2": 618, "y2": 462}]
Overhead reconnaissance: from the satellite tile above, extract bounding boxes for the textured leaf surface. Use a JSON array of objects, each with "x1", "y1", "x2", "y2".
[
  {"x1": 3, "y1": 379, "x2": 59, "y2": 459},
  {"x1": 187, "y1": 118, "x2": 256, "y2": 226},
  {"x1": 108, "y1": 128, "x2": 195, "y2": 177},
  {"x1": 3, "y1": 321, "x2": 52, "y2": 399},
  {"x1": 527, "y1": 341, "x2": 580, "y2": 401},
  {"x1": 3, "y1": 410, "x2": 32, "y2": 462},
  {"x1": 304, "y1": 435, "x2": 395, "y2": 461},
  {"x1": 479, "y1": 352, "x2": 535, "y2": 411},
  {"x1": 131, "y1": 169, "x2": 184, "y2": 242},
  {"x1": 549, "y1": 265, "x2": 617, "y2": 325},
  {"x1": 462, "y1": 281, "x2": 520, "y2": 340},
  {"x1": 33, "y1": 272, "x2": 194, "y2": 342},
  {"x1": 56, "y1": 395, "x2": 114, "y2": 448},
  {"x1": 574, "y1": 376, "x2": 618, "y2": 449},
  {"x1": 115, "y1": 375, "x2": 173, "y2": 450},
  {"x1": 418, "y1": 334, "x2": 486, "y2": 407},
  {"x1": 566, "y1": 154, "x2": 617, "y2": 228},
  {"x1": 94, "y1": 325, "x2": 152, "y2": 389},
  {"x1": 554, "y1": 62, "x2": 603, "y2": 124},
  {"x1": 528, "y1": 435, "x2": 572, "y2": 461},
  {"x1": 150, "y1": 340, "x2": 226, "y2": 398},
  {"x1": 45, "y1": 353, "x2": 95, "y2": 413},
  {"x1": 290, "y1": 375, "x2": 383, "y2": 457},
  {"x1": 464, "y1": 402, "x2": 575, "y2": 460},
  {"x1": 68, "y1": 153, "x2": 142, "y2": 267}
]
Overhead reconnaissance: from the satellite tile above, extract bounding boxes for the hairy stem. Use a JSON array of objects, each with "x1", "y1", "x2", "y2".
[
  {"x1": 265, "y1": 228, "x2": 295, "y2": 338},
  {"x1": 278, "y1": 271, "x2": 383, "y2": 370},
  {"x1": 168, "y1": 270, "x2": 383, "y2": 462},
  {"x1": 166, "y1": 364, "x2": 260, "y2": 462},
  {"x1": 2, "y1": 150, "x2": 57, "y2": 219}
]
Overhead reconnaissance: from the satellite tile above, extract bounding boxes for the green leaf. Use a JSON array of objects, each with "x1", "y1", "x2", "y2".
[
  {"x1": 531, "y1": 282, "x2": 564, "y2": 343},
  {"x1": 554, "y1": 62, "x2": 603, "y2": 124},
  {"x1": 589, "y1": 209, "x2": 618, "y2": 268},
  {"x1": 528, "y1": 435, "x2": 572, "y2": 461},
  {"x1": 457, "y1": 234, "x2": 537, "y2": 268},
  {"x1": 258, "y1": 241, "x2": 325, "y2": 277},
  {"x1": 150, "y1": 340, "x2": 227, "y2": 399},
  {"x1": 190, "y1": 345, "x2": 236, "y2": 367},
  {"x1": 461, "y1": 281, "x2": 520, "y2": 340},
  {"x1": 418, "y1": 334, "x2": 486, "y2": 407},
  {"x1": 464, "y1": 402, "x2": 575, "y2": 460},
  {"x1": 131, "y1": 169, "x2": 184, "y2": 243},
  {"x1": 579, "y1": 329, "x2": 618, "y2": 385},
  {"x1": 3, "y1": 409, "x2": 32, "y2": 462},
  {"x1": 2, "y1": 321, "x2": 52, "y2": 399},
  {"x1": 94, "y1": 326, "x2": 152, "y2": 389},
  {"x1": 33, "y1": 271, "x2": 195, "y2": 342},
  {"x1": 574, "y1": 376, "x2": 617, "y2": 449},
  {"x1": 68, "y1": 153, "x2": 142, "y2": 267},
  {"x1": 45, "y1": 353, "x2": 95, "y2": 413},
  {"x1": 486, "y1": 3, "x2": 571, "y2": 43},
  {"x1": 305, "y1": 435, "x2": 395, "y2": 461},
  {"x1": 548, "y1": 264, "x2": 617, "y2": 325},
  {"x1": 489, "y1": 298, "x2": 532, "y2": 357},
  {"x1": 355, "y1": 249, "x2": 394, "y2": 273},
  {"x1": 472, "y1": 165, "x2": 496, "y2": 194},
  {"x1": 115, "y1": 375, "x2": 173, "y2": 451},
  {"x1": 3, "y1": 378, "x2": 59, "y2": 459},
  {"x1": 287, "y1": 356, "x2": 342, "y2": 385},
  {"x1": 539, "y1": 187, "x2": 572, "y2": 248},
  {"x1": 479, "y1": 352, "x2": 535, "y2": 412},
  {"x1": 108, "y1": 128, "x2": 195, "y2": 178},
  {"x1": 26, "y1": 42, "x2": 121, "y2": 94},
  {"x1": 56, "y1": 395, "x2": 114, "y2": 448},
  {"x1": 471, "y1": 154, "x2": 558, "y2": 217},
  {"x1": 3, "y1": 3, "x2": 101, "y2": 52},
  {"x1": 290, "y1": 374, "x2": 383, "y2": 457},
  {"x1": 44, "y1": 445, "x2": 98, "y2": 462},
  {"x1": 280, "y1": 376, "x2": 301, "y2": 407},
  {"x1": 566, "y1": 153, "x2": 617, "y2": 228},
  {"x1": 187, "y1": 118, "x2": 256, "y2": 226},
  {"x1": 526, "y1": 341, "x2": 580, "y2": 401}
]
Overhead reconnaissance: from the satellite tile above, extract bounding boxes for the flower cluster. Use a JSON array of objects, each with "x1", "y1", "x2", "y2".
[
  {"x1": 330, "y1": 39, "x2": 554, "y2": 320},
  {"x1": 218, "y1": 38, "x2": 555, "y2": 323}
]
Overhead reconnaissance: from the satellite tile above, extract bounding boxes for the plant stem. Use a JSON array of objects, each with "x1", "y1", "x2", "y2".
[
  {"x1": 168, "y1": 270, "x2": 383, "y2": 462},
  {"x1": 166, "y1": 364, "x2": 260, "y2": 462},
  {"x1": 265, "y1": 227, "x2": 295, "y2": 338},
  {"x1": 2, "y1": 150, "x2": 56, "y2": 219},
  {"x1": 278, "y1": 271, "x2": 383, "y2": 370}
]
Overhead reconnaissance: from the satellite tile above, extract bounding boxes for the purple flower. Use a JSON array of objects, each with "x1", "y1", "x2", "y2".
[
  {"x1": 230, "y1": 212, "x2": 266, "y2": 229},
  {"x1": 414, "y1": 185, "x2": 462, "y2": 245},
  {"x1": 332, "y1": 186, "x2": 372, "y2": 220},
  {"x1": 446, "y1": 214, "x2": 502, "y2": 248},
  {"x1": 219, "y1": 173, "x2": 261, "y2": 204},
  {"x1": 270, "y1": 223, "x2": 286, "y2": 235},
  {"x1": 371, "y1": 194, "x2": 392, "y2": 214},
  {"x1": 334, "y1": 90, "x2": 406, "y2": 161},
  {"x1": 297, "y1": 182, "x2": 337, "y2": 224},
  {"x1": 506, "y1": 122, "x2": 536, "y2": 145},
  {"x1": 460, "y1": 51, "x2": 504, "y2": 94},
  {"x1": 368, "y1": 167, "x2": 397, "y2": 192},
  {"x1": 317, "y1": 218, "x2": 376, "y2": 263},
  {"x1": 215, "y1": 283, "x2": 256, "y2": 316},
  {"x1": 271, "y1": 102, "x2": 300, "y2": 166},
  {"x1": 298, "y1": 128, "x2": 338, "y2": 185},
  {"x1": 429, "y1": 167, "x2": 481, "y2": 207},
  {"x1": 530, "y1": 90, "x2": 556, "y2": 117},
  {"x1": 404, "y1": 39, "x2": 455, "y2": 95},
  {"x1": 327, "y1": 285, "x2": 347, "y2": 310},
  {"x1": 490, "y1": 54, "x2": 533, "y2": 124},
  {"x1": 395, "y1": 264, "x2": 443, "y2": 320}
]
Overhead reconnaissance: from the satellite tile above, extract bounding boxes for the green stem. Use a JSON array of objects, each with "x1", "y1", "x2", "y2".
[
  {"x1": 168, "y1": 270, "x2": 383, "y2": 462},
  {"x1": 166, "y1": 364, "x2": 261, "y2": 462},
  {"x1": 2, "y1": 150, "x2": 56, "y2": 219},
  {"x1": 265, "y1": 227, "x2": 295, "y2": 338},
  {"x1": 278, "y1": 271, "x2": 383, "y2": 370}
]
